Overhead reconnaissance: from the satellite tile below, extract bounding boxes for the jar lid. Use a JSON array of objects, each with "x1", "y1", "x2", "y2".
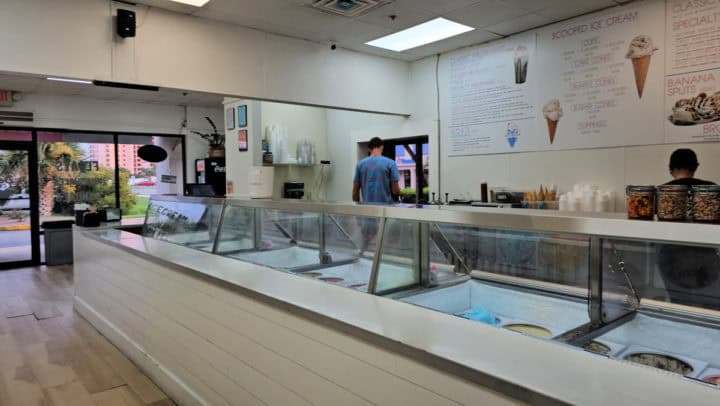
[
  {"x1": 691, "y1": 185, "x2": 720, "y2": 192},
  {"x1": 657, "y1": 184, "x2": 689, "y2": 191},
  {"x1": 626, "y1": 185, "x2": 655, "y2": 193}
]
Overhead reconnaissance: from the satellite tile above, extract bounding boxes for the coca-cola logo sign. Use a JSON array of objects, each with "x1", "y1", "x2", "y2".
[{"x1": 0, "y1": 90, "x2": 12, "y2": 107}]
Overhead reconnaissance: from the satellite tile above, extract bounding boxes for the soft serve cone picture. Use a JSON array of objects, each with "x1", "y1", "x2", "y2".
[
  {"x1": 543, "y1": 99, "x2": 563, "y2": 144},
  {"x1": 626, "y1": 35, "x2": 658, "y2": 99}
]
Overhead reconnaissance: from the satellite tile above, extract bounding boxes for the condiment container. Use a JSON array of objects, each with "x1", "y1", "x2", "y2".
[
  {"x1": 558, "y1": 194, "x2": 569, "y2": 211},
  {"x1": 581, "y1": 191, "x2": 595, "y2": 212},
  {"x1": 656, "y1": 185, "x2": 689, "y2": 221},
  {"x1": 595, "y1": 193, "x2": 610, "y2": 213},
  {"x1": 691, "y1": 185, "x2": 720, "y2": 223},
  {"x1": 626, "y1": 185, "x2": 655, "y2": 220}
]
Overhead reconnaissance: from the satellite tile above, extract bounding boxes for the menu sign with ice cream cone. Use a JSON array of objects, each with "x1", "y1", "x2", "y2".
[
  {"x1": 665, "y1": 0, "x2": 720, "y2": 143},
  {"x1": 536, "y1": 2, "x2": 665, "y2": 150},
  {"x1": 447, "y1": 34, "x2": 538, "y2": 155}
]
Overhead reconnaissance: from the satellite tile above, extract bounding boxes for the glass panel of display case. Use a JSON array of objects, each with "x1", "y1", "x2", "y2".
[
  {"x1": 397, "y1": 223, "x2": 591, "y2": 340},
  {"x1": 214, "y1": 204, "x2": 257, "y2": 254},
  {"x1": 314, "y1": 214, "x2": 380, "y2": 292},
  {"x1": 591, "y1": 238, "x2": 720, "y2": 381},
  {"x1": 375, "y1": 219, "x2": 421, "y2": 294},
  {"x1": 230, "y1": 208, "x2": 322, "y2": 270},
  {"x1": 219, "y1": 206, "x2": 381, "y2": 292},
  {"x1": 143, "y1": 198, "x2": 223, "y2": 252}
]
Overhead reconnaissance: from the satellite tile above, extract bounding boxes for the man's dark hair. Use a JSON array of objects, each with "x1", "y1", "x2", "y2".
[
  {"x1": 368, "y1": 137, "x2": 384, "y2": 150},
  {"x1": 669, "y1": 148, "x2": 699, "y2": 172}
]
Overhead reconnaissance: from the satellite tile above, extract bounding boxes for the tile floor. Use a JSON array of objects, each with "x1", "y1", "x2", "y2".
[{"x1": 0, "y1": 265, "x2": 174, "y2": 406}]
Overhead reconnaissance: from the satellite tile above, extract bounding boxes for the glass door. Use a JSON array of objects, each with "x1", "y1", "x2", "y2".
[{"x1": 0, "y1": 139, "x2": 40, "y2": 268}]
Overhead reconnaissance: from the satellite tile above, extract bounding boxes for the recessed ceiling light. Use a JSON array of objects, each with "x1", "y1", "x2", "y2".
[
  {"x1": 47, "y1": 77, "x2": 93, "y2": 84},
  {"x1": 365, "y1": 17, "x2": 474, "y2": 52},
  {"x1": 167, "y1": 0, "x2": 210, "y2": 6}
]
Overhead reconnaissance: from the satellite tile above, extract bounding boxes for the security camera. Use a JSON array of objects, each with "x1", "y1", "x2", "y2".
[{"x1": 330, "y1": 43, "x2": 337, "y2": 50}]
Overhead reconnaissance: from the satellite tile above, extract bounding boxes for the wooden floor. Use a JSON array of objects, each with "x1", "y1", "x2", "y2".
[{"x1": 0, "y1": 265, "x2": 174, "y2": 406}]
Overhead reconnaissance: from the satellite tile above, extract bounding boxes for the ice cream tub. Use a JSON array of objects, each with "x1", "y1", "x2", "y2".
[
  {"x1": 698, "y1": 367, "x2": 720, "y2": 386},
  {"x1": 583, "y1": 339, "x2": 625, "y2": 357},
  {"x1": 616, "y1": 345, "x2": 707, "y2": 378},
  {"x1": 499, "y1": 317, "x2": 560, "y2": 339}
]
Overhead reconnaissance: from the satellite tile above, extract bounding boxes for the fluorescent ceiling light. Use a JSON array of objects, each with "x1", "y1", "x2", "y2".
[
  {"x1": 47, "y1": 77, "x2": 92, "y2": 84},
  {"x1": 365, "y1": 17, "x2": 474, "y2": 52},
  {"x1": 166, "y1": 0, "x2": 210, "y2": 6}
]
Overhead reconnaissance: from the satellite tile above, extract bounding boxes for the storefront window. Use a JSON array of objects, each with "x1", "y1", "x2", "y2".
[
  {"x1": 35, "y1": 132, "x2": 183, "y2": 223},
  {"x1": 118, "y1": 135, "x2": 183, "y2": 221},
  {"x1": 37, "y1": 132, "x2": 116, "y2": 220}
]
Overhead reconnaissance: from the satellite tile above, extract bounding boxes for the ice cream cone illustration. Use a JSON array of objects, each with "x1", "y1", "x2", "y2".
[
  {"x1": 626, "y1": 35, "x2": 658, "y2": 99},
  {"x1": 542, "y1": 99, "x2": 563, "y2": 144},
  {"x1": 546, "y1": 118, "x2": 558, "y2": 144}
]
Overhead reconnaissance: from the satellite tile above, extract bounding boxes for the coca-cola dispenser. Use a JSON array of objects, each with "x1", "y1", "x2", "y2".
[{"x1": 194, "y1": 158, "x2": 226, "y2": 196}]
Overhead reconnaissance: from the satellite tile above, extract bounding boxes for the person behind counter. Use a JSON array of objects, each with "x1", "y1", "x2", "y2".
[
  {"x1": 657, "y1": 148, "x2": 719, "y2": 309},
  {"x1": 352, "y1": 137, "x2": 400, "y2": 204},
  {"x1": 664, "y1": 148, "x2": 715, "y2": 186}
]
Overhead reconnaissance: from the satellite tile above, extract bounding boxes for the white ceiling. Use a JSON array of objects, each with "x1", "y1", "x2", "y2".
[
  {"x1": 133, "y1": 0, "x2": 635, "y2": 61},
  {"x1": 0, "y1": 72, "x2": 223, "y2": 107}
]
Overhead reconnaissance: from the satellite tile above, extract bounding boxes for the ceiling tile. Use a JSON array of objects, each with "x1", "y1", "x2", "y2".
[
  {"x1": 404, "y1": 28, "x2": 501, "y2": 58},
  {"x1": 498, "y1": 0, "x2": 565, "y2": 13},
  {"x1": 356, "y1": 1, "x2": 435, "y2": 29},
  {"x1": 401, "y1": 0, "x2": 485, "y2": 14},
  {"x1": 326, "y1": 20, "x2": 394, "y2": 43},
  {"x1": 118, "y1": 0, "x2": 630, "y2": 62},
  {"x1": 445, "y1": 0, "x2": 530, "y2": 28},
  {"x1": 535, "y1": 0, "x2": 617, "y2": 21},
  {"x1": 483, "y1": 13, "x2": 552, "y2": 36}
]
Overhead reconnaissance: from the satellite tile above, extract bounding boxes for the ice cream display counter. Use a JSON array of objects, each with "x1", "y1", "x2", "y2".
[{"x1": 139, "y1": 196, "x2": 720, "y2": 392}]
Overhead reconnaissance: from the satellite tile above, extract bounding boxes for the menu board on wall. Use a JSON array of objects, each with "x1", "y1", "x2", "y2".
[
  {"x1": 447, "y1": 34, "x2": 538, "y2": 155},
  {"x1": 535, "y1": 1, "x2": 666, "y2": 150},
  {"x1": 665, "y1": 0, "x2": 720, "y2": 143}
]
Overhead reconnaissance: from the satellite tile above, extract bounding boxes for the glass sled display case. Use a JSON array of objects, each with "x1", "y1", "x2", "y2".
[{"x1": 143, "y1": 195, "x2": 720, "y2": 388}]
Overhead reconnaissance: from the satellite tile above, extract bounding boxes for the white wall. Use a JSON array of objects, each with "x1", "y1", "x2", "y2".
[
  {"x1": 3, "y1": 92, "x2": 222, "y2": 192},
  {"x1": 259, "y1": 102, "x2": 329, "y2": 200},
  {"x1": 325, "y1": 110, "x2": 438, "y2": 202},
  {"x1": 224, "y1": 99, "x2": 263, "y2": 198},
  {"x1": 0, "y1": 0, "x2": 410, "y2": 115}
]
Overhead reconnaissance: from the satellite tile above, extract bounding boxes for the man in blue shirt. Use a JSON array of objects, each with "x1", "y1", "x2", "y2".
[{"x1": 353, "y1": 137, "x2": 400, "y2": 204}]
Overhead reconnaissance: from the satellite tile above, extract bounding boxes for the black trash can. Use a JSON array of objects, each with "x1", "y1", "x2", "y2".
[{"x1": 41, "y1": 220, "x2": 75, "y2": 265}]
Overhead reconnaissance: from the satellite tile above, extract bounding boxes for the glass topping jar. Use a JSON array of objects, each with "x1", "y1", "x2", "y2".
[
  {"x1": 626, "y1": 185, "x2": 655, "y2": 220},
  {"x1": 691, "y1": 185, "x2": 720, "y2": 223},
  {"x1": 656, "y1": 185, "x2": 689, "y2": 221}
]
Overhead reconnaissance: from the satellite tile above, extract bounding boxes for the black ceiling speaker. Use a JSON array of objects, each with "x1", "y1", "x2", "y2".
[
  {"x1": 117, "y1": 9, "x2": 136, "y2": 38},
  {"x1": 138, "y1": 145, "x2": 167, "y2": 163}
]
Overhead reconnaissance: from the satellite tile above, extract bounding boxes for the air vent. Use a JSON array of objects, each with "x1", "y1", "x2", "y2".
[
  {"x1": 0, "y1": 111, "x2": 34, "y2": 126},
  {"x1": 311, "y1": 0, "x2": 391, "y2": 18}
]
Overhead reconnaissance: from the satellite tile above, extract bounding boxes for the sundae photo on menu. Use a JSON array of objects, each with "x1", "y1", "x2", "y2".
[
  {"x1": 625, "y1": 35, "x2": 658, "y2": 99},
  {"x1": 669, "y1": 91, "x2": 720, "y2": 125},
  {"x1": 514, "y1": 45, "x2": 528, "y2": 84},
  {"x1": 543, "y1": 99, "x2": 563, "y2": 144}
]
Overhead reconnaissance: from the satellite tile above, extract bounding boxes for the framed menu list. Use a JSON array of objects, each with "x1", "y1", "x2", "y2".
[
  {"x1": 535, "y1": 1, "x2": 666, "y2": 150},
  {"x1": 665, "y1": 0, "x2": 720, "y2": 143},
  {"x1": 447, "y1": 34, "x2": 538, "y2": 155}
]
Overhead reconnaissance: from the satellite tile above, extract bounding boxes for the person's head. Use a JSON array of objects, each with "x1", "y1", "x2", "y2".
[
  {"x1": 368, "y1": 137, "x2": 384, "y2": 155},
  {"x1": 669, "y1": 148, "x2": 699, "y2": 179}
]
